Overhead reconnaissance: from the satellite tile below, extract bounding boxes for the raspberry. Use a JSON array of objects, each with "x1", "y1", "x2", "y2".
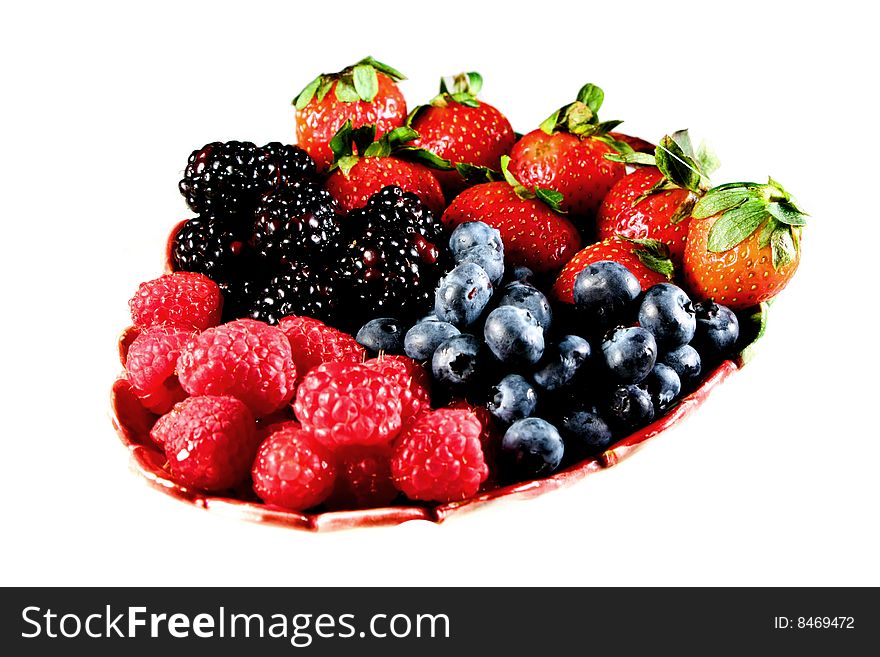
[
  {"x1": 365, "y1": 355, "x2": 431, "y2": 425},
  {"x1": 326, "y1": 445, "x2": 397, "y2": 510},
  {"x1": 125, "y1": 325, "x2": 194, "y2": 414},
  {"x1": 278, "y1": 315, "x2": 365, "y2": 383},
  {"x1": 391, "y1": 409, "x2": 488, "y2": 502},
  {"x1": 293, "y1": 362, "x2": 403, "y2": 447},
  {"x1": 129, "y1": 272, "x2": 223, "y2": 331},
  {"x1": 153, "y1": 395, "x2": 258, "y2": 491},
  {"x1": 177, "y1": 319, "x2": 297, "y2": 417},
  {"x1": 447, "y1": 398, "x2": 500, "y2": 459},
  {"x1": 252, "y1": 425, "x2": 336, "y2": 510}
]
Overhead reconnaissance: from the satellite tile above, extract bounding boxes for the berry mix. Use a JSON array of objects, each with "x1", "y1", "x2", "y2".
[{"x1": 116, "y1": 57, "x2": 806, "y2": 514}]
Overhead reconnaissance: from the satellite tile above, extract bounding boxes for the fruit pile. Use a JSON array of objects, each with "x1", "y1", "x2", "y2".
[{"x1": 115, "y1": 57, "x2": 806, "y2": 515}]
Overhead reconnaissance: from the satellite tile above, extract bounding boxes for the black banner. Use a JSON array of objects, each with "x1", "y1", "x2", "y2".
[{"x1": 1, "y1": 587, "x2": 875, "y2": 655}]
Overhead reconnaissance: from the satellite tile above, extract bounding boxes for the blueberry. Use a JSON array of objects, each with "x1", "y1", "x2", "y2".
[
  {"x1": 355, "y1": 317, "x2": 404, "y2": 353},
  {"x1": 643, "y1": 363, "x2": 681, "y2": 411},
  {"x1": 507, "y1": 265, "x2": 534, "y2": 283},
  {"x1": 431, "y1": 333, "x2": 483, "y2": 387},
  {"x1": 434, "y1": 262, "x2": 493, "y2": 327},
  {"x1": 483, "y1": 305, "x2": 545, "y2": 366},
  {"x1": 604, "y1": 384, "x2": 655, "y2": 433},
  {"x1": 404, "y1": 320, "x2": 460, "y2": 361},
  {"x1": 488, "y1": 374, "x2": 538, "y2": 423},
  {"x1": 496, "y1": 281, "x2": 552, "y2": 330},
  {"x1": 601, "y1": 326, "x2": 657, "y2": 384},
  {"x1": 638, "y1": 283, "x2": 696, "y2": 349},
  {"x1": 533, "y1": 335, "x2": 591, "y2": 391},
  {"x1": 449, "y1": 221, "x2": 503, "y2": 257},
  {"x1": 661, "y1": 345, "x2": 702, "y2": 388},
  {"x1": 457, "y1": 244, "x2": 504, "y2": 285},
  {"x1": 558, "y1": 408, "x2": 614, "y2": 457},
  {"x1": 500, "y1": 418, "x2": 565, "y2": 480},
  {"x1": 573, "y1": 261, "x2": 641, "y2": 327},
  {"x1": 692, "y1": 301, "x2": 740, "y2": 358}
]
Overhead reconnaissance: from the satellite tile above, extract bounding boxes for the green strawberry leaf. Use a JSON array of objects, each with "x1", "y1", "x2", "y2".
[
  {"x1": 385, "y1": 126, "x2": 419, "y2": 147},
  {"x1": 356, "y1": 56, "x2": 405, "y2": 81},
  {"x1": 604, "y1": 151, "x2": 657, "y2": 166},
  {"x1": 500, "y1": 155, "x2": 530, "y2": 196},
  {"x1": 625, "y1": 238, "x2": 674, "y2": 279},
  {"x1": 539, "y1": 110, "x2": 561, "y2": 135},
  {"x1": 696, "y1": 141, "x2": 721, "y2": 176},
  {"x1": 669, "y1": 193, "x2": 698, "y2": 225},
  {"x1": 352, "y1": 64, "x2": 379, "y2": 102},
  {"x1": 455, "y1": 162, "x2": 502, "y2": 184},
  {"x1": 656, "y1": 134, "x2": 702, "y2": 194},
  {"x1": 576, "y1": 83, "x2": 604, "y2": 115},
  {"x1": 396, "y1": 146, "x2": 454, "y2": 170},
  {"x1": 707, "y1": 200, "x2": 769, "y2": 252},
  {"x1": 758, "y1": 216, "x2": 779, "y2": 249},
  {"x1": 405, "y1": 104, "x2": 430, "y2": 128},
  {"x1": 335, "y1": 155, "x2": 360, "y2": 177},
  {"x1": 293, "y1": 75, "x2": 321, "y2": 109},
  {"x1": 329, "y1": 120, "x2": 355, "y2": 162},
  {"x1": 669, "y1": 129, "x2": 696, "y2": 159},
  {"x1": 535, "y1": 188, "x2": 565, "y2": 212},
  {"x1": 767, "y1": 200, "x2": 807, "y2": 226},
  {"x1": 770, "y1": 225, "x2": 797, "y2": 269},
  {"x1": 334, "y1": 79, "x2": 360, "y2": 103},
  {"x1": 737, "y1": 302, "x2": 770, "y2": 366},
  {"x1": 450, "y1": 92, "x2": 481, "y2": 108},
  {"x1": 594, "y1": 134, "x2": 633, "y2": 155},
  {"x1": 692, "y1": 183, "x2": 762, "y2": 219},
  {"x1": 316, "y1": 78, "x2": 335, "y2": 103},
  {"x1": 363, "y1": 140, "x2": 391, "y2": 158}
]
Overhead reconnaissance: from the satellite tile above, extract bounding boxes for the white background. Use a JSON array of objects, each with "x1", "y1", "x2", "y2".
[{"x1": 2, "y1": 0, "x2": 877, "y2": 586}]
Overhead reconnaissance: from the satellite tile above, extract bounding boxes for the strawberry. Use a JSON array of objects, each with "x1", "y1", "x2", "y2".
[
  {"x1": 597, "y1": 130, "x2": 719, "y2": 267},
  {"x1": 609, "y1": 132, "x2": 655, "y2": 154},
  {"x1": 553, "y1": 237, "x2": 674, "y2": 303},
  {"x1": 682, "y1": 178, "x2": 806, "y2": 310},
  {"x1": 408, "y1": 72, "x2": 516, "y2": 199},
  {"x1": 441, "y1": 158, "x2": 582, "y2": 275},
  {"x1": 324, "y1": 122, "x2": 445, "y2": 216},
  {"x1": 293, "y1": 57, "x2": 407, "y2": 171},
  {"x1": 506, "y1": 83, "x2": 630, "y2": 222}
]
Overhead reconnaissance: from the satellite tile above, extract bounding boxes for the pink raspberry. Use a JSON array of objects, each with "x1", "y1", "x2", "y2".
[
  {"x1": 153, "y1": 395, "x2": 258, "y2": 491},
  {"x1": 177, "y1": 319, "x2": 297, "y2": 417},
  {"x1": 277, "y1": 315, "x2": 365, "y2": 383},
  {"x1": 365, "y1": 355, "x2": 431, "y2": 425},
  {"x1": 327, "y1": 445, "x2": 397, "y2": 510},
  {"x1": 391, "y1": 409, "x2": 488, "y2": 503},
  {"x1": 129, "y1": 272, "x2": 222, "y2": 331},
  {"x1": 293, "y1": 362, "x2": 403, "y2": 448},
  {"x1": 124, "y1": 326, "x2": 194, "y2": 413},
  {"x1": 252, "y1": 425, "x2": 336, "y2": 511}
]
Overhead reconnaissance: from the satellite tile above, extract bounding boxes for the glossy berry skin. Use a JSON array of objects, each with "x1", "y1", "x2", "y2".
[
  {"x1": 326, "y1": 156, "x2": 445, "y2": 217},
  {"x1": 296, "y1": 72, "x2": 407, "y2": 171},
  {"x1": 496, "y1": 281, "x2": 552, "y2": 331},
  {"x1": 411, "y1": 100, "x2": 516, "y2": 197},
  {"x1": 661, "y1": 344, "x2": 702, "y2": 388},
  {"x1": 596, "y1": 167, "x2": 694, "y2": 267},
  {"x1": 558, "y1": 408, "x2": 614, "y2": 457},
  {"x1": 431, "y1": 334, "x2": 483, "y2": 388},
  {"x1": 171, "y1": 216, "x2": 239, "y2": 283},
  {"x1": 554, "y1": 237, "x2": 670, "y2": 304},
  {"x1": 604, "y1": 385, "x2": 655, "y2": 433},
  {"x1": 442, "y1": 182, "x2": 582, "y2": 275},
  {"x1": 252, "y1": 425, "x2": 337, "y2": 511},
  {"x1": 247, "y1": 262, "x2": 337, "y2": 325},
  {"x1": 644, "y1": 363, "x2": 681, "y2": 411},
  {"x1": 277, "y1": 315, "x2": 365, "y2": 385},
  {"x1": 500, "y1": 418, "x2": 565, "y2": 481},
  {"x1": 364, "y1": 355, "x2": 431, "y2": 426},
  {"x1": 434, "y1": 263, "x2": 494, "y2": 327},
  {"x1": 487, "y1": 374, "x2": 538, "y2": 424},
  {"x1": 391, "y1": 409, "x2": 488, "y2": 503},
  {"x1": 404, "y1": 320, "x2": 460, "y2": 361},
  {"x1": 456, "y1": 245, "x2": 504, "y2": 285},
  {"x1": 601, "y1": 326, "x2": 658, "y2": 384},
  {"x1": 692, "y1": 301, "x2": 740, "y2": 359},
  {"x1": 483, "y1": 305, "x2": 545, "y2": 366},
  {"x1": 326, "y1": 445, "x2": 397, "y2": 510},
  {"x1": 573, "y1": 261, "x2": 641, "y2": 328},
  {"x1": 507, "y1": 130, "x2": 625, "y2": 217},
  {"x1": 125, "y1": 326, "x2": 193, "y2": 414},
  {"x1": 683, "y1": 214, "x2": 800, "y2": 310},
  {"x1": 533, "y1": 335, "x2": 591, "y2": 391},
  {"x1": 130, "y1": 272, "x2": 223, "y2": 332},
  {"x1": 356, "y1": 317, "x2": 404, "y2": 354},
  {"x1": 449, "y1": 221, "x2": 504, "y2": 257},
  {"x1": 638, "y1": 283, "x2": 696, "y2": 350}
]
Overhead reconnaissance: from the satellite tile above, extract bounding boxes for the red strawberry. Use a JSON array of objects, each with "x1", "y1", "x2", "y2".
[
  {"x1": 408, "y1": 72, "x2": 516, "y2": 198},
  {"x1": 441, "y1": 165, "x2": 582, "y2": 275},
  {"x1": 683, "y1": 178, "x2": 806, "y2": 310},
  {"x1": 324, "y1": 122, "x2": 445, "y2": 216},
  {"x1": 609, "y1": 131, "x2": 655, "y2": 154},
  {"x1": 597, "y1": 130, "x2": 719, "y2": 267},
  {"x1": 293, "y1": 57, "x2": 407, "y2": 171},
  {"x1": 506, "y1": 83, "x2": 629, "y2": 221},
  {"x1": 553, "y1": 237, "x2": 673, "y2": 303}
]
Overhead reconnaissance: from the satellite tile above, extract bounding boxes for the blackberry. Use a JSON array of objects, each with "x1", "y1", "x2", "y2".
[
  {"x1": 247, "y1": 263, "x2": 337, "y2": 325},
  {"x1": 252, "y1": 180, "x2": 342, "y2": 266},
  {"x1": 171, "y1": 216, "x2": 238, "y2": 283},
  {"x1": 364, "y1": 185, "x2": 444, "y2": 242},
  {"x1": 179, "y1": 141, "x2": 315, "y2": 217}
]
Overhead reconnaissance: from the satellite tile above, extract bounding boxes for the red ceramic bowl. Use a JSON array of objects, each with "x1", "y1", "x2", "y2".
[{"x1": 111, "y1": 225, "x2": 768, "y2": 531}]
